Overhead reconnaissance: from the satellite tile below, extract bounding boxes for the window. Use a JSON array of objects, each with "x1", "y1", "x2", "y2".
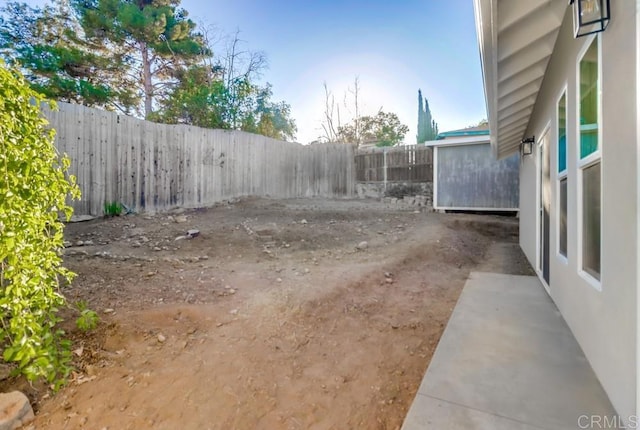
[
  {"x1": 558, "y1": 93, "x2": 567, "y2": 173},
  {"x1": 557, "y1": 91, "x2": 568, "y2": 259},
  {"x1": 582, "y1": 163, "x2": 600, "y2": 279},
  {"x1": 578, "y1": 37, "x2": 601, "y2": 283},
  {"x1": 559, "y1": 178, "x2": 568, "y2": 257},
  {"x1": 579, "y1": 40, "x2": 599, "y2": 159}
]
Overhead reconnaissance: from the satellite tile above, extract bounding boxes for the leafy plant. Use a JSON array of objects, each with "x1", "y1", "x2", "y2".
[
  {"x1": 0, "y1": 61, "x2": 80, "y2": 387},
  {"x1": 103, "y1": 201, "x2": 123, "y2": 217},
  {"x1": 75, "y1": 300, "x2": 99, "y2": 332}
]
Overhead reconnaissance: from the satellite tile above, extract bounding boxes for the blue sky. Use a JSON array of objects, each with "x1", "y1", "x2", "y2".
[{"x1": 26, "y1": 0, "x2": 487, "y2": 144}]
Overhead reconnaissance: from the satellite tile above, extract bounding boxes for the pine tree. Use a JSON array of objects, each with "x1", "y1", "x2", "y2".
[
  {"x1": 0, "y1": 0, "x2": 133, "y2": 109},
  {"x1": 71, "y1": 0, "x2": 206, "y2": 118}
]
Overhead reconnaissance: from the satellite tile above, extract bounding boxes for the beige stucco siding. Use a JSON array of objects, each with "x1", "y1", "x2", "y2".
[{"x1": 520, "y1": 3, "x2": 638, "y2": 421}]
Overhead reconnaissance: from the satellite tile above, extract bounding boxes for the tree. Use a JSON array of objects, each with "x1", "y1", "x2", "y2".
[
  {"x1": 154, "y1": 29, "x2": 296, "y2": 141},
  {"x1": 319, "y1": 77, "x2": 360, "y2": 143},
  {"x1": 416, "y1": 89, "x2": 438, "y2": 143},
  {"x1": 339, "y1": 110, "x2": 409, "y2": 147},
  {"x1": 71, "y1": 0, "x2": 207, "y2": 118},
  {"x1": 0, "y1": 62, "x2": 81, "y2": 387},
  {"x1": 0, "y1": 0, "x2": 134, "y2": 110}
]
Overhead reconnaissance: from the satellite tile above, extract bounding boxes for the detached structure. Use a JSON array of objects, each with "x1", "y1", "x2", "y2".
[
  {"x1": 426, "y1": 125, "x2": 519, "y2": 211},
  {"x1": 475, "y1": 0, "x2": 638, "y2": 423}
]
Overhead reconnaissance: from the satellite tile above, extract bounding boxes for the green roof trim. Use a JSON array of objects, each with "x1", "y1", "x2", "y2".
[{"x1": 436, "y1": 129, "x2": 490, "y2": 140}]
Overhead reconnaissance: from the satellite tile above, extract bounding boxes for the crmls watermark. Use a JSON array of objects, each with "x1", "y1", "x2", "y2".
[{"x1": 578, "y1": 414, "x2": 639, "y2": 429}]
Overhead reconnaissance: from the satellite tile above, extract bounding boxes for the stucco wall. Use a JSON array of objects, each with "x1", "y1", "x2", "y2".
[{"x1": 522, "y1": 4, "x2": 638, "y2": 420}]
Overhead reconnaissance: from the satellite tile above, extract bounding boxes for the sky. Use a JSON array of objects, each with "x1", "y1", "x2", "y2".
[{"x1": 25, "y1": 0, "x2": 487, "y2": 144}]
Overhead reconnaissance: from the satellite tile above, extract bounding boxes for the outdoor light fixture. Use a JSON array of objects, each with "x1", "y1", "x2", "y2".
[
  {"x1": 569, "y1": 0, "x2": 610, "y2": 38},
  {"x1": 521, "y1": 137, "x2": 534, "y2": 156}
]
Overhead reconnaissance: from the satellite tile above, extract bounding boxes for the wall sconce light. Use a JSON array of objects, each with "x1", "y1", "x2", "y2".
[
  {"x1": 569, "y1": 0, "x2": 610, "y2": 38},
  {"x1": 521, "y1": 137, "x2": 534, "y2": 156}
]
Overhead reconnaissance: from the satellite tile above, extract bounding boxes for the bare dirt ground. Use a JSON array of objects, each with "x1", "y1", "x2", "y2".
[{"x1": 3, "y1": 197, "x2": 533, "y2": 430}]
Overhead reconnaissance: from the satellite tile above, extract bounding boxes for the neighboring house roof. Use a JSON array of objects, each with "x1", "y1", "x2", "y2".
[
  {"x1": 473, "y1": 0, "x2": 565, "y2": 158},
  {"x1": 436, "y1": 124, "x2": 489, "y2": 140},
  {"x1": 425, "y1": 134, "x2": 490, "y2": 148}
]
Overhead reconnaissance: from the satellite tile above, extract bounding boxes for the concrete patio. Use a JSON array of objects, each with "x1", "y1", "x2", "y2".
[{"x1": 402, "y1": 272, "x2": 620, "y2": 430}]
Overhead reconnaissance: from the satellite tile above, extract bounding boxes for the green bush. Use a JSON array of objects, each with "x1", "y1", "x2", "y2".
[
  {"x1": 103, "y1": 201, "x2": 123, "y2": 217},
  {"x1": 0, "y1": 61, "x2": 81, "y2": 388}
]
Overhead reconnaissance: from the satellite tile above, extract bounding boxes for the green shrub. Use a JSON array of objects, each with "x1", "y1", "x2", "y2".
[
  {"x1": 0, "y1": 61, "x2": 81, "y2": 388},
  {"x1": 75, "y1": 301, "x2": 99, "y2": 332},
  {"x1": 103, "y1": 201, "x2": 123, "y2": 217}
]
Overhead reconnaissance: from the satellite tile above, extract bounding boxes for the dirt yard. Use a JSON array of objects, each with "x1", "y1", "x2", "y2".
[{"x1": 3, "y1": 197, "x2": 532, "y2": 430}]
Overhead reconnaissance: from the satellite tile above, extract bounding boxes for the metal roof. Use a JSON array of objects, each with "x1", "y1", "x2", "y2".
[{"x1": 473, "y1": 0, "x2": 566, "y2": 158}]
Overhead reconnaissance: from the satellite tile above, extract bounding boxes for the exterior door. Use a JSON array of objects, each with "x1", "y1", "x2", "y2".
[{"x1": 539, "y1": 132, "x2": 550, "y2": 285}]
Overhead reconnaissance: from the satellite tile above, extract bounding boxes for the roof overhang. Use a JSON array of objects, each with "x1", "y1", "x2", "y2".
[{"x1": 473, "y1": 0, "x2": 566, "y2": 159}]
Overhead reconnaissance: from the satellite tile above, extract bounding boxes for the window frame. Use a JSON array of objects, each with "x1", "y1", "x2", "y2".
[
  {"x1": 576, "y1": 34, "x2": 602, "y2": 291},
  {"x1": 556, "y1": 86, "x2": 569, "y2": 263}
]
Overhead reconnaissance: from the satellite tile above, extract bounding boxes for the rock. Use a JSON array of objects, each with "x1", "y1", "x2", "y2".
[
  {"x1": 0, "y1": 391, "x2": 34, "y2": 430},
  {"x1": 186, "y1": 229, "x2": 200, "y2": 238},
  {"x1": 0, "y1": 364, "x2": 12, "y2": 382},
  {"x1": 175, "y1": 215, "x2": 188, "y2": 223},
  {"x1": 276, "y1": 278, "x2": 282, "y2": 283},
  {"x1": 157, "y1": 333, "x2": 166, "y2": 343},
  {"x1": 174, "y1": 235, "x2": 187, "y2": 241},
  {"x1": 153, "y1": 247, "x2": 162, "y2": 252},
  {"x1": 300, "y1": 219, "x2": 308, "y2": 224},
  {"x1": 384, "y1": 272, "x2": 393, "y2": 278},
  {"x1": 69, "y1": 214, "x2": 96, "y2": 223},
  {"x1": 355, "y1": 241, "x2": 369, "y2": 251},
  {"x1": 229, "y1": 309, "x2": 239, "y2": 315},
  {"x1": 385, "y1": 278, "x2": 394, "y2": 284},
  {"x1": 103, "y1": 308, "x2": 115, "y2": 314}
]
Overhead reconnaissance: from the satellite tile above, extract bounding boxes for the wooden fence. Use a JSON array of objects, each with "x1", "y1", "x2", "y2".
[
  {"x1": 44, "y1": 103, "x2": 356, "y2": 216},
  {"x1": 355, "y1": 145, "x2": 433, "y2": 183}
]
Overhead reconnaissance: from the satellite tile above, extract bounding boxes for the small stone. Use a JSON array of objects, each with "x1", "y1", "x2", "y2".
[
  {"x1": 384, "y1": 272, "x2": 393, "y2": 278},
  {"x1": 229, "y1": 309, "x2": 239, "y2": 315},
  {"x1": 83, "y1": 240, "x2": 94, "y2": 246},
  {"x1": 175, "y1": 215, "x2": 188, "y2": 223},
  {"x1": 303, "y1": 268, "x2": 310, "y2": 274},
  {"x1": 0, "y1": 391, "x2": 35, "y2": 429},
  {"x1": 153, "y1": 247, "x2": 162, "y2": 252},
  {"x1": 385, "y1": 278, "x2": 394, "y2": 284},
  {"x1": 186, "y1": 229, "x2": 200, "y2": 238},
  {"x1": 0, "y1": 364, "x2": 12, "y2": 381},
  {"x1": 157, "y1": 334, "x2": 166, "y2": 343},
  {"x1": 228, "y1": 289, "x2": 236, "y2": 294},
  {"x1": 103, "y1": 308, "x2": 115, "y2": 314},
  {"x1": 174, "y1": 235, "x2": 187, "y2": 241},
  {"x1": 300, "y1": 219, "x2": 308, "y2": 224},
  {"x1": 276, "y1": 278, "x2": 282, "y2": 283},
  {"x1": 355, "y1": 241, "x2": 369, "y2": 251}
]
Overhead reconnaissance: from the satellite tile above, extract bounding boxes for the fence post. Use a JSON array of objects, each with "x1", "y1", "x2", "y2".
[{"x1": 383, "y1": 148, "x2": 388, "y2": 191}]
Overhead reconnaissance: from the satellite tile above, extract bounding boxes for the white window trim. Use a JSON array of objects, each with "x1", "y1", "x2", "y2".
[
  {"x1": 576, "y1": 34, "x2": 602, "y2": 291},
  {"x1": 556, "y1": 85, "x2": 569, "y2": 264}
]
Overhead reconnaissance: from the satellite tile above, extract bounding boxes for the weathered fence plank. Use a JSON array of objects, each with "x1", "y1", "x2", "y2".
[
  {"x1": 44, "y1": 103, "x2": 356, "y2": 216},
  {"x1": 355, "y1": 145, "x2": 433, "y2": 183}
]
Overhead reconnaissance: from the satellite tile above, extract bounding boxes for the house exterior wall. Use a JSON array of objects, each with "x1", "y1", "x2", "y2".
[
  {"x1": 434, "y1": 142, "x2": 519, "y2": 210},
  {"x1": 521, "y1": 4, "x2": 638, "y2": 421}
]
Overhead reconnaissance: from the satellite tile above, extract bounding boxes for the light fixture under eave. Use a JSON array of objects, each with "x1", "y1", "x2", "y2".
[
  {"x1": 521, "y1": 137, "x2": 534, "y2": 156},
  {"x1": 569, "y1": 0, "x2": 610, "y2": 38}
]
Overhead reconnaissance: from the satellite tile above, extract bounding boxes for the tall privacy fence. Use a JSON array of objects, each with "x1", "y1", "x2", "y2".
[
  {"x1": 355, "y1": 145, "x2": 433, "y2": 183},
  {"x1": 44, "y1": 103, "x2": 356, "y2": 216},
  {"x1": 354, "y1": 145, "x2": 434, "y2": 203}
]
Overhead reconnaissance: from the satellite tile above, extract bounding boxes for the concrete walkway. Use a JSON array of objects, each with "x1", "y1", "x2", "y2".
[{"x1": 401, "y1": 272, "x2": 619, "y2": 430}]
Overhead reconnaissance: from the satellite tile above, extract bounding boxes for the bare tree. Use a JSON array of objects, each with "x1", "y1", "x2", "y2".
[
  {"x1": 347, "y1": 76, "x2": 361, "y2": 145},
  {"x1": 321, "y1": 81, "x2": 341, "y2": 142}
]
